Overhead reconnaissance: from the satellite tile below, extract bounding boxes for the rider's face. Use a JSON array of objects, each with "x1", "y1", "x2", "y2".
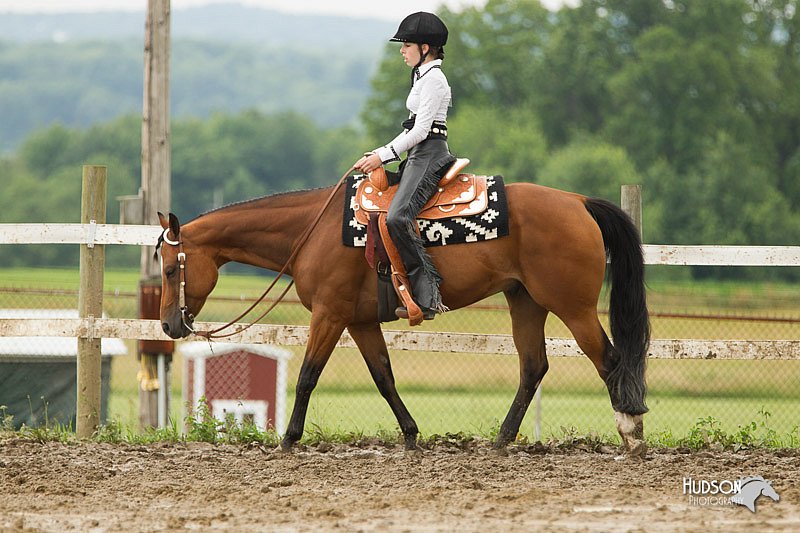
[{"x1": 401, "y1": 42, "x2": 429, "y2": 66}]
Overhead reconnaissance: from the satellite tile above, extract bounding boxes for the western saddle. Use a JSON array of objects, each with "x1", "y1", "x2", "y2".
[{"x1": 354, "y1": 159, "x2": 490, "y2": 326}]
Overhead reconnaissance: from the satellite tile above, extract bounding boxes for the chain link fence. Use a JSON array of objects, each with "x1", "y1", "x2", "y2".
[{"x1": 1, "y1": 268, "x2": 799, "y2": 444}]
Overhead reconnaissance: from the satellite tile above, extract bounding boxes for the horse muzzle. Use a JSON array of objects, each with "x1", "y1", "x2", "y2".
[{"x1": 161, "y1": 310, "x2": 193, "y2": 339}]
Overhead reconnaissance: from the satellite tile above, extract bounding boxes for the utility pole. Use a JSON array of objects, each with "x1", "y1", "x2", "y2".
[{"x1": 139, "y1": 0, "x2": 173, "y2": 429}]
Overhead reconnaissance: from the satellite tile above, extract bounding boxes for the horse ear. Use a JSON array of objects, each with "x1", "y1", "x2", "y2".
[
  {"x1": 168, "y1": 213, "x2": 181, "y2": 238},
  {"x1": 158, "y1": 212, "x2": 169, "y2": 230}
]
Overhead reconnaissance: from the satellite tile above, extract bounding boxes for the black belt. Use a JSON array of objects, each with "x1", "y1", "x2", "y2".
[{"x1": 401, "y1": 116, "x2": 448, "y2": 139}]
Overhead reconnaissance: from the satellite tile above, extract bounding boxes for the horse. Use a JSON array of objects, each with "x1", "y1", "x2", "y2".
[{"x1": 156, "y1": 177, "x2": 650, "y2": 455}]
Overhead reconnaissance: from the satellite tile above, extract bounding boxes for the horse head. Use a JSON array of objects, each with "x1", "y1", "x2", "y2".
[
  {"x1": 156, "y1": 212, "x2": 219, "y2": 339},
  {"x1": 732, "y1": 476, "x2": 780, "y2": 513},
  {"x1": 760, "y1": 480, "x2": 780, "y2": 502}
]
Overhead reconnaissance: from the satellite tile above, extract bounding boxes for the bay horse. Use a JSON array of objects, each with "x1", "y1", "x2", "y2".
[{"x1": 156, "y1": 178, "x2": 650, "y2": 455}]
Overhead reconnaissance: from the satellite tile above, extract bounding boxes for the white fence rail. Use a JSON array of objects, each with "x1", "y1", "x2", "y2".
[
  {"x1": 4, "y1": 223, "x2": 800, "y2": 266},
  {"x1": 0, "y1": 223, "x2": 160, "y2": 246},
  {"x1": 0, "y1": 318, "x2": 798, "y2": 360}
]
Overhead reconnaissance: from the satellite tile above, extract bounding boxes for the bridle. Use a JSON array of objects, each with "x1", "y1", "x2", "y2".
[
  {"x1": 158, "y1": 166, "x2": 355, "y2": 340},
  {"x1": 160, "y1": 228, "x2": 197, "y2": 334}
]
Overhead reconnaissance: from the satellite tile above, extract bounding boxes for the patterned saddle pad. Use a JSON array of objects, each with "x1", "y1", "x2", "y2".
[{"x1": 342, "y1": 174, "x2": 509, "y2": 248}]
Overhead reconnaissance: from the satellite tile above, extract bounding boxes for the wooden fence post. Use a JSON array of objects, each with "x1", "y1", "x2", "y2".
[
  {"x1": 77, "y1": 165, "x2": 106, "y2": 438},
  {"x1": 621, "y1": 184, "x2": 643, "y2": 238}
]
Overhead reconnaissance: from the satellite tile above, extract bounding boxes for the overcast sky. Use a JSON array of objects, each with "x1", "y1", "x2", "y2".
[{"x1": 0, "y1": 0, "x2": 573, "y2": 20}]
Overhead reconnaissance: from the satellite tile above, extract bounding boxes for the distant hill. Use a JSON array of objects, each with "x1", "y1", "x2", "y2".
[
  {"x1": 0, "y1": 4, "x2": 394, "y2": 50},
  {"x1": 0, "y1": 4, "x2": 395, "y2": 153}
]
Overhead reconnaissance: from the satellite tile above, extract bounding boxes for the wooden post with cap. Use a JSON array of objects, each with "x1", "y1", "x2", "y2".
[{"x1": 77, "y1": 165, "x2": 106, "y2": 438}]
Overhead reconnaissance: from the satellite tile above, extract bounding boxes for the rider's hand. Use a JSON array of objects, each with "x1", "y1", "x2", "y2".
[{"x1": 355, "y1": 152, "x2": 382, "y2": 174}]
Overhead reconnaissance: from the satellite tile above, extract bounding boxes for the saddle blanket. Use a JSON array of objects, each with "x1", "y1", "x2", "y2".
[{"x1": 342, "y1": 174, "x2": 509, "y2": 248}]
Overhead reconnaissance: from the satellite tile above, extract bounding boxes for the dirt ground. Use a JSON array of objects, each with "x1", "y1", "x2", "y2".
[{"x1": 0, "y1": 438, "x2": 798, "y2": 532}]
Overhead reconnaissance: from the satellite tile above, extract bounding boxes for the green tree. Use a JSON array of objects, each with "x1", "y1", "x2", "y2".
[
  {"x1": 659, "y1": 131, "x2": 799, "y2": 245},
  {"x1": 447, "y1": 103, "x2": 547, "y2": 181},
  {"x1": 538, "y1": 136, "x2": 640, "y2": 202},
  {"x1": 532, "y1": 1, "x2": 628, "y2": 147},
  {"x1": 443, "y1": 0, "x2": 551, "y2": 108},
  {"x1": 604, "y1": 1, "x2": 777, "y2": 174},
  {"x1": 749, "y1": 0, "x2": 800, "y2": 206}
]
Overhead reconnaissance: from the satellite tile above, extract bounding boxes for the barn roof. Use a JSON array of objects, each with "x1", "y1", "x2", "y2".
[{"x1": 180, "y1": 341, "x2": 292, "y2": 361}]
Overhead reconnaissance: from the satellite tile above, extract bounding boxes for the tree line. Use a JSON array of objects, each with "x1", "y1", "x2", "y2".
[{"x1": 2, "y1": 0, "x2": 799, "y2": 279}]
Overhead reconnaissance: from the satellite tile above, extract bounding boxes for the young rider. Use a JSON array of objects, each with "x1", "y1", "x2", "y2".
[{"x1": 354, "y1": 11, "x2": 455, "y2": 320}]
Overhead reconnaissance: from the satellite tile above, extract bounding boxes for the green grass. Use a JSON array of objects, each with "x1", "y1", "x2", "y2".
[
  {"x1": 5, "y1": 398, "x2": 798, "y2": 450},
  {"x1": 294, "y1": 388, "x2": 800, "y2": 443}
]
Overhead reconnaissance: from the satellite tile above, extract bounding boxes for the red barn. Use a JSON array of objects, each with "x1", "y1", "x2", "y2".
[{"x1": 181, "y1": 342, "x2": 292, "y2": 434}]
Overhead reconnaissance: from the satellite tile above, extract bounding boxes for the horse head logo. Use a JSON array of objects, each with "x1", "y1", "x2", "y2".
[{"x1": 731, "y1": 476, "x2": 780, "y2": 513}]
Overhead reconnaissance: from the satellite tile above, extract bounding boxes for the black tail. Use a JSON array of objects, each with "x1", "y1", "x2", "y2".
[{"x1": 584, "y1": 198, "x2": 650, "y2": 415}]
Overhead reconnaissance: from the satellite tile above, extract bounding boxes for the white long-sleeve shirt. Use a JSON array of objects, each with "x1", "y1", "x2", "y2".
[{"x1": 374, "y1": 59, "x2": 452, "y2": 164}]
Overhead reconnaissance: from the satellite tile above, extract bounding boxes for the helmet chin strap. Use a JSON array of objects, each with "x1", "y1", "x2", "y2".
[{"x1": 412, "y1": 44, "x2": 430, "y2": 85}]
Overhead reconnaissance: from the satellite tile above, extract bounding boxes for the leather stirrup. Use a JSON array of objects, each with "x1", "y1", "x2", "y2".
[{"x1": 377, "y1": 213, "x2": 424, "y2": 326}]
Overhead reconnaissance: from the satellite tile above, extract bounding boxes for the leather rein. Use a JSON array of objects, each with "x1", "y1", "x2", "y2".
[{"x1": 161, "y1": 166, "x2": 355, "y2": 340}]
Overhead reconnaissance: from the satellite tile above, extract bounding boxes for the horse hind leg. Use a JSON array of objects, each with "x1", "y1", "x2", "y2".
[
  {"x1": 494, "y1": 284, "x2": 550, "y2": 449},
  {"x1": 560, "y1": 311, "x2": 646, "y2": 457},
  {"x1": 347, "y1": 322, "x2": 420, "y2": 450}
]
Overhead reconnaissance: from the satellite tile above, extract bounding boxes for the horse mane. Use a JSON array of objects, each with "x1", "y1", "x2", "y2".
[
  {"x1": 153, "y1": 186, "x2": 331, "y2": 255},
  {"x1": 739, "y1": 476, "x2": 767, "y2": 486},
  {"x1": 195, "y1": 186, "x2": 331, "y2": 220}
]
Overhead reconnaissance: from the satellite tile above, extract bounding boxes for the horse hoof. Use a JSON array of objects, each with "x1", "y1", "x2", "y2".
[
  {"x1": 628, "y1": 440, "x2": 647, "y2": 459},
  {"x1": 489, "y1": 442, "x2": 510, "y2": 456},
  {"x1": 404, "y1": 448, "x2": 423, "y2": 458},
  {"x1": 278, "y1": 441, "x2": 294, "y2": 454},
  {"x1": 615, "y1": 412, "x2": 646, "y2": 458}
]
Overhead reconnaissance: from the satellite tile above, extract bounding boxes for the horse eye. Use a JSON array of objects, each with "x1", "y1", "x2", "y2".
[{"x1": 165, "y1": 265, "x2": 177, "y2": 278}]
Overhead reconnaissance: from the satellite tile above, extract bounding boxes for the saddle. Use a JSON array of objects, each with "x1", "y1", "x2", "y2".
[
  {"x1": 355, "y1": 159, "x2": 490, "y2": 326},
  {"x1": 353, "y1": 158, "x2": 489, "y2": 226}
]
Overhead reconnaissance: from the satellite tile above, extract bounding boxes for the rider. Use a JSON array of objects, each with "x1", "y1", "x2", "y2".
[{"x1": 355, "y1": 11, "x2": 456, "y2": 320}]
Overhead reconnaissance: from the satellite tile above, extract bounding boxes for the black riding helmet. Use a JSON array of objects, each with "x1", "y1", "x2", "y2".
[{"x1": 390, "y1": 11, "x2": 448, "y2": 47}]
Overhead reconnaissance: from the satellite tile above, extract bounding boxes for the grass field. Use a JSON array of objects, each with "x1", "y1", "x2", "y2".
[{"x1": 2, "y1": 267, "x2": 799, "y2": 444}]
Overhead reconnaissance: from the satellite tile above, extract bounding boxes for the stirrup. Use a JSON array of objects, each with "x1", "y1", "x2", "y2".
[{"x1": 395, "y1": 306, "x2": 436, "y2": 321}]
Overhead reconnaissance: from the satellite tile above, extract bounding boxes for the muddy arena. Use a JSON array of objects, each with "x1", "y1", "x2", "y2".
[{"x1": 0, "y1": 439, "x2": 797, "y2": 532}]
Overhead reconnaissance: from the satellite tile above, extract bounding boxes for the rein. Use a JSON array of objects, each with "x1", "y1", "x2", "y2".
[{"x1": 164, "y1": 166, "x2": 355, "y2": 340}]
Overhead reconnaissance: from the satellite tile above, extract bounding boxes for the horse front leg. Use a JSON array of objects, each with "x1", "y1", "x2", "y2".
[
  {"x1": 281, "y1": 313, "x2": 346, "y2": 451},
  {"x1": 347, "y1": 322, "x2": 419, "y2": 450}
]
